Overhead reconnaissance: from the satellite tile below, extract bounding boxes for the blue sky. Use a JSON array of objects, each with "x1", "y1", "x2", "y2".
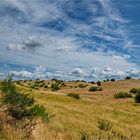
[{"x1": 0, "y1": 0, "x2": 140, "y2": 81}]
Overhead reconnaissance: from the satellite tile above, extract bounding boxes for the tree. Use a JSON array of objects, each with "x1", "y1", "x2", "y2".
[
  {"x1": 0, "y1": 76, "x2": 50, "y2": 138},
  {"x1": 97, "y1": 81, "x2": 102, "y2": 86},
  {"x1": 125, "y1": 76, "x2": 131, "y2": 80}
]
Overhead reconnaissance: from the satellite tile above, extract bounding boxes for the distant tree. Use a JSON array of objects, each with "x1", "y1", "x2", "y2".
[
  {"x1": 125, "y1": 76, "x2": 131, "y2": 80},
  {"x1": 111, "y1": 79, "x2": 115, "y2": 82},
  {"x1": 89, "y1": 81, "x2": 95, "y2": 84},
  {"x1": 97, "y1": 81, "x2": 102, "y2": 86}
]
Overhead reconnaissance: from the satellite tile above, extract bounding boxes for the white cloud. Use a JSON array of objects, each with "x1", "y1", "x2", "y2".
[
  {"x1": 127, "y1": 68, "x2": 140, "y2": 77},
  {"x1": 71, "y1": 68, "x2": 87, "y2": 77},
  {"x1": 10, "y1": 70, "x2": 33, "y2": 78},
  {"x1": 7, "y1": 36, "x2": 42, "y2": 51}
]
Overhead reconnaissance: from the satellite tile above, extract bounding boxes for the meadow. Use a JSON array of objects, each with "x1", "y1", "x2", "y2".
[{"x1": 0, "y1": 79, "x2": 140, "y2": 140}]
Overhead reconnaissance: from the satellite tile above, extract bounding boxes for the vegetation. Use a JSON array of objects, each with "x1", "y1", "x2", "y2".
[
  {"x1": 130, "y1": 88, "x2": 140, "y2": 94},
  {"x1": 134, "y1": 88, "x2": 140, "y2": 103},
  {"x1": 125, "y1": 76, "x2": 132, "y2": 80},
  {"x1": 0, "y1": 76, "x2": 50, "y2": 138},
  {"x1": 89, "y1": 86, "x2": 102, "y2": 92},
  {"x1": 114, "y1": 92, "x2": 132, "y2": 99},
  {"x1": 97, "y1": 81, "x2": 102, "y2": 86},
  {"x1": 67, "y1": 93, "x2": 80, "y2": 99},
  {"x1": 78, "y1": 84, "x2": 87, "y2": 88},
  {"x1": 51, "y1": 83, "x2": 60, "y2": 91},
  {"x1": 98, "y1": 119, "x2": 112, "y2": 132},
  {"x1": 44, "y1": 85, "x2": 48, "y2": 88},
  {"x1": 89, "y1": 81, "x2": 95, "y2": 84},
  {"x1": 111, "y1": 79, "x2": 115, "y2": 81},
  {"x1": 135, "y1": 93, "x2": 140, "y2": 103}
]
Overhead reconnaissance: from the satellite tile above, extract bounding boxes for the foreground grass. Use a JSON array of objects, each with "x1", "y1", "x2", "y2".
[{"x1": 1, "y1": 79, "x2": 140, "y2": 139}]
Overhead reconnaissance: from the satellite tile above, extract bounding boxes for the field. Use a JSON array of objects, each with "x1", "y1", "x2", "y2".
[{"x1": 1, "y1": 79, "x2": 140, "y2": 140}]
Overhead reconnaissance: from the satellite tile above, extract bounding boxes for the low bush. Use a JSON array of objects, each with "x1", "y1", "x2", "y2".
[
  {"x1": 130, "y1": 88, "x2": 140, "y2": 94},
  {"x1": 67, "y1": 93, "x2": 80, "y2": 99},
  {"x1": 114, "y1": 92, "x2": 132, "y2": 99},
  {"x1": 98, "y1": 119, "x2": 112, "y2": 132},
  {"x1": 89, "y1": 86, "x2": 103, "y2": 92},
  {"x1": 78, "y1": 84, "x2": 87, "y2": 88},
  {"x1": 135, "y1": 93, "x2": 140, "y2": 103},
  {"x1": 135, "y1": 90, "x2": 140, "y2": 103},
  {"x1": 51, "y1": 83, "x2": 60, "y2": 91},
  {"x1": 44, "y1": 85, "x2": 48, "y2": 88}
]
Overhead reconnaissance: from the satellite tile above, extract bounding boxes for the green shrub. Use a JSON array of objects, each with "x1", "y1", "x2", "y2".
[
  {"x1": 130, "y1": 88, "x2": 140, "y2": 94},
  {"x1": 114, "y1": 92, "x2": 132, "y2": 99},
  {"x1": 0, "y1": 76, "x2": 50, "y2": 138},
  {"x1": 97, "y1": 81, "x2": 102, "y2": 86},
  {"x1": 40, "y1": 83, "x2": 45, "y2": 87},
  {"x1": 44, "y1": 85, "x2": 48, "y2": 88},
  {"x1": 62, "y1": 82, "x2": 66, "y2": 87},
  {"x1": 78, "y1": 84, "x2": 87, "y2": 88},
  {"x1": 98, "y1": 119, "x2": 112, "y2": 132},
  {"x1": 51, "y1": 83, "x2": 60, "y2": 91},
  {"x1": 135, "y1": 90, "x2": 140, "y2": 103},
  {"x1": 67, "y1": 93, "x2": 80, "y2": 99},
  {"x1": 89, "y1": 86, "x2": 103, "y2": 92},
  {"x1": 81, "y1": 133, "x2": 89, "y2": 140}
]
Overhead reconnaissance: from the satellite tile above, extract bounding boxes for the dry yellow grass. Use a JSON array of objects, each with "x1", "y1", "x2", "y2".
[{"x1": 1, "y1": 79, "x2": 140, "y2": 139}]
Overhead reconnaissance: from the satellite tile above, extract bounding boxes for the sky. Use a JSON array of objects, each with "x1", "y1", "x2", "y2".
[{"x1": 0, "y1": 0, "x2": 140, "y2": 81}]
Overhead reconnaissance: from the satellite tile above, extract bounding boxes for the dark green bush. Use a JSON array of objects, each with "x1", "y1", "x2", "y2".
[
  {"x1": 97, "y1": 81, "x2": 102, "y2": 86},
  {"x1": 125, "y1": 76, "x2": 131, "y2": 80},
  {"x1": 51, "y1": 83, "x2": 60, "y2": 91},
  {"x1": 130, "y1": 88, "x2": 140, "y2": 94},
  {"x1": 98, "y1": 119, "x2": 112, "y2": 132},
  {"x1": 114, "y1": 92, "x2": 132, "y2": 99},
  {"x1": 61, "y1": 82, "x2": 66, "y2": 87},
  {"x1": 135, "y1": 89, "x2": 140, "y2": 103},
  {"x1": 89, "y1": 81, "x2": 95, "y2": 84},
  {"x1": 67, "y1": 93, "x2": 80, "y2": 99},
  {"x1": 78, "y1": 84, "x2": 87, "y2": 88},
  {"x1": 44, "y1": 85, "x2": 48, "y2": 88},
  {"x1": 89, "y1": 86, "x2": 103, "y2": 92},
  {"x1": 111, "y1": 79, "x2": 115, "y2": 81}
]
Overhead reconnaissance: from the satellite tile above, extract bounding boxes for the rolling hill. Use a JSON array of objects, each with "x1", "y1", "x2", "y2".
[{"x1": 0, "y1": 79, "x2": 140, "y2": 140}]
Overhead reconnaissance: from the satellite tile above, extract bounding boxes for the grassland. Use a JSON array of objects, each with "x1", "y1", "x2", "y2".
[{"x1": 1, "y1": 79, "x2": 140, "y2": 140}]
